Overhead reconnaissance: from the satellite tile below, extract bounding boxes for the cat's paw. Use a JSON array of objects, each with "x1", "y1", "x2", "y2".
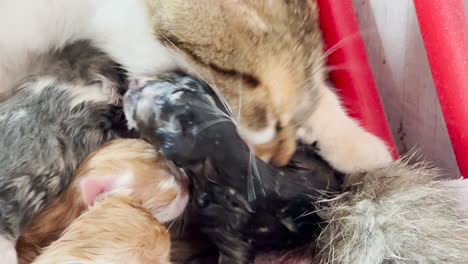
[
  {"x1": 297, "y1": 86, "x2": 394, "y2": 173},
  {"x1": 298, "y1": 124, "x2": 393, "y2": 173}
]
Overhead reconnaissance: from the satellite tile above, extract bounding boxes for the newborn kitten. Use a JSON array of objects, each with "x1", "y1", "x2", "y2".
[
  {"x1": 16, "y1": 138, "x2": 188, "y2": 264},
  {"x1": 1, "y1": 0, "x2": 392, "y2": 173},
  {"x1": 124, "y1": 72, "x2": 340, "y2": 264},
  {"x1": 31, "y1": 194, "x2": 172, "y2": 264},
  {"x1": 0, "y1": 41, "x2": 124, "y2": 264}
]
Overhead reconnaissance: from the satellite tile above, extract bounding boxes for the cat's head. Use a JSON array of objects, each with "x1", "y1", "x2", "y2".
[{"x1": 147, "y1": 0, "x2": 326, "y2": 166}]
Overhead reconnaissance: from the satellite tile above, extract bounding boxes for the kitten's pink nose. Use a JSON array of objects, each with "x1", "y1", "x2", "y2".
[{"x1": 128, "y1": 78, "x2": 148, "y2": 91}]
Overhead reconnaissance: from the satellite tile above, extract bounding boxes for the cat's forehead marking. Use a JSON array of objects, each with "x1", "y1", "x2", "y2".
[{"x1": 158, "y1": 34, "x2": 260, "y2": 89}]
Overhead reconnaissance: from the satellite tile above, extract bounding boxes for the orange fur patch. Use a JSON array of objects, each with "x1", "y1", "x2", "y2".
[
  {"x1": 32, "y1": 194, "x2": 171, "y2": 264},
  {"x1": 17, "y1": 139, "x2": 184, "y2": 263}
]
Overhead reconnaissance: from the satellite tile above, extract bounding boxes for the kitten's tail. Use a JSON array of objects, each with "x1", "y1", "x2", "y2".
[{"x1": 317, "y1": 155, "x2": 468, "y2": 264}]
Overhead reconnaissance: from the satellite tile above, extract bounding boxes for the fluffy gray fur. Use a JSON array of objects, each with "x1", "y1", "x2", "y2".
[
  {"x1": 0, "y1": 41, "x2": 123, "y2": 241},
  {"x1": 317, "y1": 156, "x2": 468, "y2": 264}
]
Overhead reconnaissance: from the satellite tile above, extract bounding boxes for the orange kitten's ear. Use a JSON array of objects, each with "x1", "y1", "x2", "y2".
[{"x1": 80, "y1": 176, "x2": 116, "y2": 206}]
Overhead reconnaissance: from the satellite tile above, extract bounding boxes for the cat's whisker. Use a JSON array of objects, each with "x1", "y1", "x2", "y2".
[
  {"x1": 236, "y1": 79, "x2": 243, "y2": 123},
  {"x1": 247, "y1": 150, "x2": 266, "y2": 202},
  {"x1": 194, "y1": 100, "x2": 235, "y2": 123},
  {"x1": 247, "y1": 151, "x2": 257, "y2": 202},
  {"x1": 326, "y1": 65, "x2": 348, "y2": 73},
  {"x1": 207, "y1": 83, "x2": 235, "y2": 119},
  {"x1": 307, "y1": 29, "x2": 378, "y2": 82},
  {"x1": 321, "y1": 30, "x2": 367, "y2": 60},
  {"x1": 165, "y1": 219, "x2": 177, "y2": 233},
  {"x1": 159, "y1": 33, "x2": 236, "y2": 123},
  {"x1": 193, "y1": 118, "x2": 232, "y2": 136}
]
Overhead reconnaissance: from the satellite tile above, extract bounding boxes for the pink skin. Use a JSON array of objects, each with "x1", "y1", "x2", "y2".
[{"x1": 80, "y1": 175, "x2": 115, "y2": 206}]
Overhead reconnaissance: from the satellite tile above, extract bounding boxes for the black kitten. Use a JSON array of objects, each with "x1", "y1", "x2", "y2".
[{"x1": 124, "y1": 72, "x2": 340, "y2": 264}]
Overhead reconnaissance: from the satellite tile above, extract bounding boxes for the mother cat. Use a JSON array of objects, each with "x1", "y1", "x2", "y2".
[{"x1": 0, "y1": 0, "x2": 392, "y2": 173}]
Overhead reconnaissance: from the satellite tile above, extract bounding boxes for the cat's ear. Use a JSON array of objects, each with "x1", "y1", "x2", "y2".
[
  {"x1": 80, "y1": 175, "x2": 114, "y2": 206},
  {"x1": 80, "y1": 173, "x2": 133, "y2": 206}
]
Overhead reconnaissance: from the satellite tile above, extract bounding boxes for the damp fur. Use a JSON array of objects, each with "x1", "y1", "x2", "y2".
[
  {"x1": 16, "y1": 139, "x2": 188, "y2": 264},
  {"x1": 31, "y1": 194, "x2": 172, "y2": 264},
  {"x1": 1, "y1": 0, "x2": 392, "y2": 173},
  {"x1": 0, "y1": 41, "x2": 124, "y2": 263},
  {"x1": 316, "y1": 156, "x2": 468, "y2": 264}
]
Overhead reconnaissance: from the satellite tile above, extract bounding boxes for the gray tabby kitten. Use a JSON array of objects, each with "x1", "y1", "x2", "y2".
[{"x1": 0, "y1": 41, "x2": 124, "y2": 264}]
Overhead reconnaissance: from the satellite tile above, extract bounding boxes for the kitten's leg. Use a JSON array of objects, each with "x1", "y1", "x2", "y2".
[
  {"x1": 297, "y1": 85, "x2": 393, "y2": 173},
  {"x1": 0, "y1": 235, "x2": 17, "y2": 264}
]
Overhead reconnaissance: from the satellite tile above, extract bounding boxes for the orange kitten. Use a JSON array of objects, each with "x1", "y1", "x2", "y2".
[
  {"x1": 31, "y1": 193, "x2": 171, "y2": 264},
  {"x1": 17, "y1": 138, "x2": 188, "y2": 263}
]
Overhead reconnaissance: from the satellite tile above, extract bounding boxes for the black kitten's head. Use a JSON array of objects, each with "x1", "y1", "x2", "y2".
[{"x1": 123, "y1": 71, "x2": 231, "y2": 147}]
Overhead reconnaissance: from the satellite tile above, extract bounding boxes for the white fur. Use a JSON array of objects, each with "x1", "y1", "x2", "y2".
[
  {"x1": 0, "y1": 235, "x2": 17, "y2": 264},
  {"x1": 442, "y1": 179, "x2": 468, "y2": 219},
  {"x1": 0, "y1": 0, "x2": 93, "y2": 94},
  {"x1": 151, "y1": 176, "x2": 189, "y2": 223},
  {"x1": 0, "y1": 0, "x2": 181, "y2": 95},
  {"x1": 29, "y1": 76, "x2": 120, "y2": 107},
  {"x1": 88, "y1": 0, "x2": 181, "y2": 77},
  {"x1": 154, "y1": 182, "x2": 189, "y2": 223},
  {"x1": 297, "y1": 85, "x2": 393, "y2": 173},
  {"x1": 68, "y1": 77, "x2": 121, "y2": 108},
  {"x1": 29, "y1": 77, "x2": 57, "y2": 95},
  {"x1": 318, "y1": 159, "x2": 468, "y2": 264},
  {"x1": 112, "y1": 171, "x2": 135, "y2": 191},
  {"x1": 237, "y1": 121, "x2": 277, "y2": 145}
]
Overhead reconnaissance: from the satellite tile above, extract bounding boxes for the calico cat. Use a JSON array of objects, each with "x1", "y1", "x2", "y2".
[{"x1": 0, "y1": 0, "x2": 392, "y2": 174}]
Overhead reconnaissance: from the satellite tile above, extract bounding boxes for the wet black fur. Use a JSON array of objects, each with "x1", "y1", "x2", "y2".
[{"x1": 126, "y1": 72, "x2": 340, "y2": 264}]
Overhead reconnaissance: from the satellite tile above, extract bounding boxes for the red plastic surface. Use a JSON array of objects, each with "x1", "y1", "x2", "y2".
[
  {"x1": 414, "y1": 0, "x2": 468, "y2": 178},
  {"x1": 315, "y1": 0, "x2": 399, "y2": 159}
]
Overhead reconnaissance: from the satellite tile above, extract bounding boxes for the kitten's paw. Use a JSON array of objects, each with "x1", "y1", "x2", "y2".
[{"x1": 0, "y1": 236, "x2": 17, "y2": 264}]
